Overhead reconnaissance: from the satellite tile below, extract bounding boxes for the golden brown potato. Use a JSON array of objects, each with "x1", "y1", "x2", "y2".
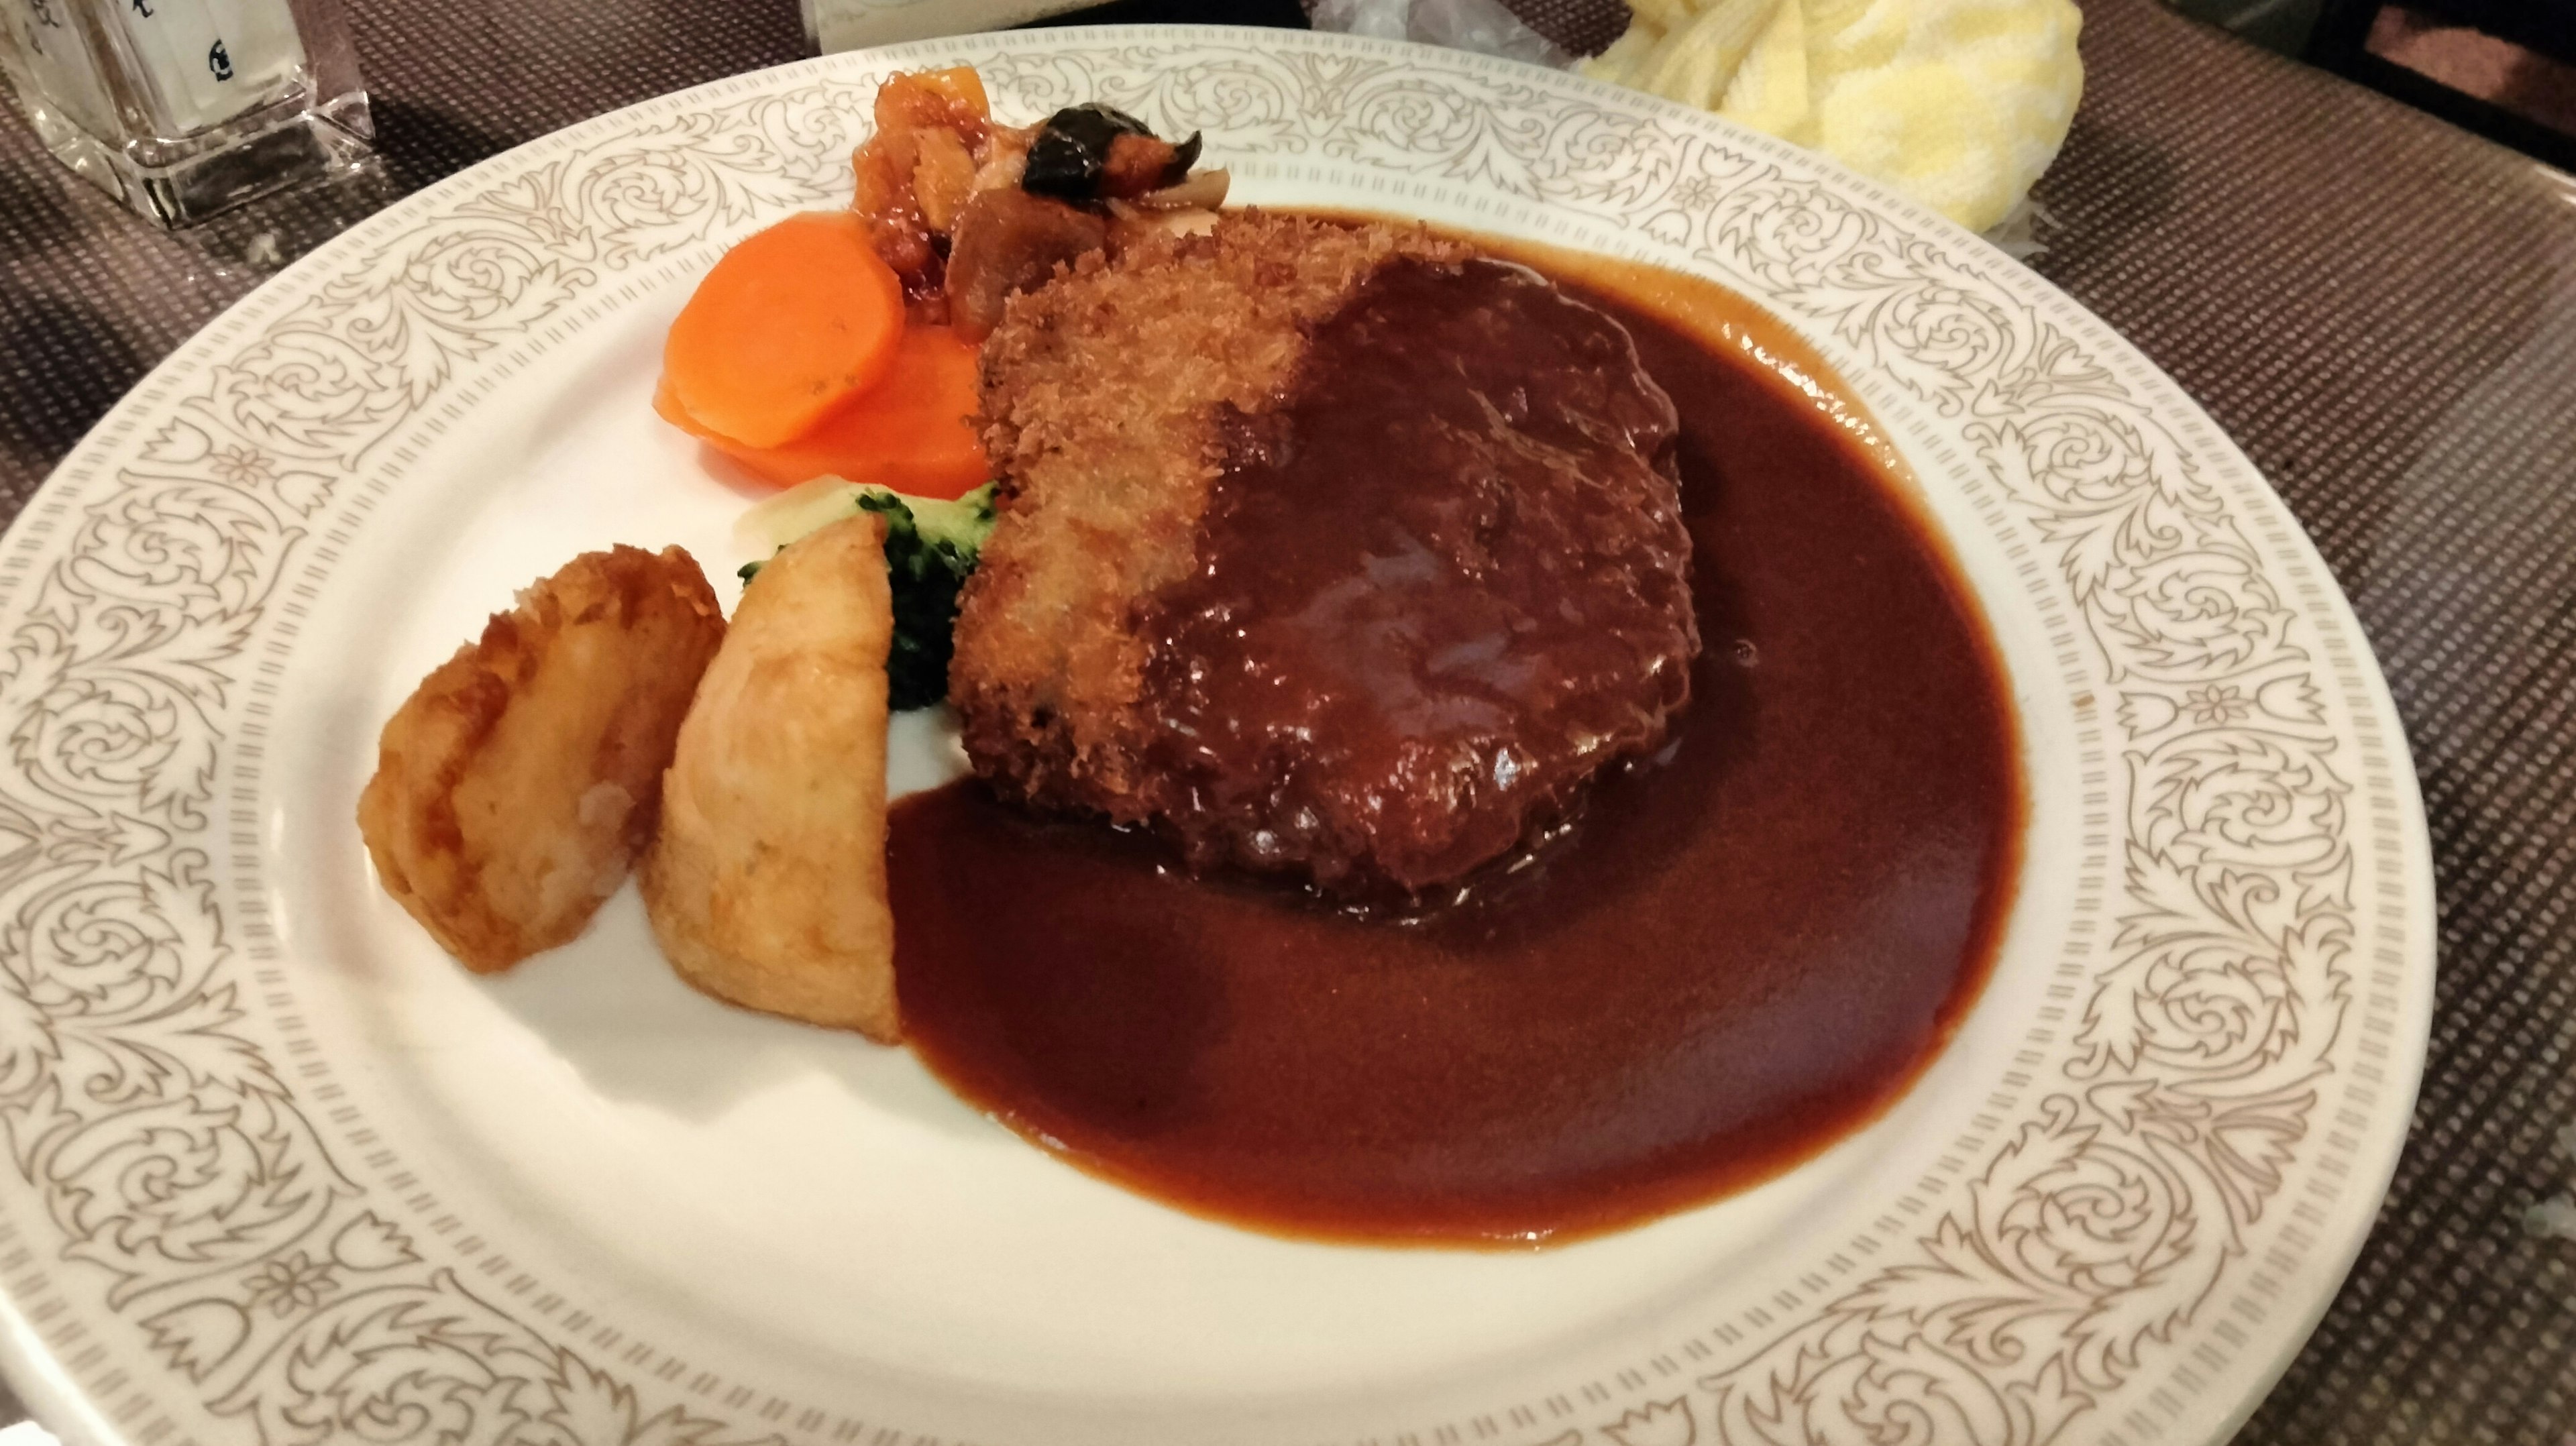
[
  {"x1": 640, "y1": 513, "x2": 899, "y2": 1041},
  {"x1": 358, "y1": 545, "x2": 726, "y2": 972}
]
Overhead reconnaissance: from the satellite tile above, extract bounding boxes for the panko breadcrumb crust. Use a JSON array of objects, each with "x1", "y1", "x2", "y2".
[{"x1": 953, "y1": 211, "x2": 1470, "y2": 818}]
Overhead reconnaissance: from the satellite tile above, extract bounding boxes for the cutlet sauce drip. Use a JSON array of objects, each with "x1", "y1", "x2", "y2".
[{"x1": 890, "y1": 252, "x2": 2022, "y2": 1245}]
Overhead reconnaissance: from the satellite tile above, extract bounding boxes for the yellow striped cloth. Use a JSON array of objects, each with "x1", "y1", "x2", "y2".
[{"x1": 1582, "y1": 0, "x2": 2084, "y2": 233}]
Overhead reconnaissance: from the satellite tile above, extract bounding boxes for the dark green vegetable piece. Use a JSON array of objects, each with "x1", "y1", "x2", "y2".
[
  {"x1": 1022, "y1": 104, "x2": 1149, "y2": 201},
  {"x1": 1022, "y1": 104, "x2": 1201, "y2": 203},
  {"x1": 857, "y1": 484, "x2": 998, "y2": 712}
]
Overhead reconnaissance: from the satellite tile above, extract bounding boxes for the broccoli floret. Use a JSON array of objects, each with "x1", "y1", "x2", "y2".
[{"x1": 857, "y1": 483, "x2": 997, "y2": 711}]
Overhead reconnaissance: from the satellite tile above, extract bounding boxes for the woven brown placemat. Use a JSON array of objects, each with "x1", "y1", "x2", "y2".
[
  {"x1": 1497, "y1": 0, "x2": 1629, "y2": 56},
  {"x1": 0, "y1": 1, "x2": 2571, "y2": 1441}
]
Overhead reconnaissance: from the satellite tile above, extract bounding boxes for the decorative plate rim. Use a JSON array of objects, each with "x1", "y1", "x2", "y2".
[{"x1": 0, "y1": 27, "x2": 2434, "y2": 1446}]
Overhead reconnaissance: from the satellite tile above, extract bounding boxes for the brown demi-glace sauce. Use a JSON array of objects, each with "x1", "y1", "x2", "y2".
[{"x1": 889, "y1": 238, "x2": 2023, "y2": 1246}]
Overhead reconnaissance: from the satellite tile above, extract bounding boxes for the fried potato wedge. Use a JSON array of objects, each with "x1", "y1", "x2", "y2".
[
  {"x1": 358, "y1": 545, "x2": 726, "y2": 972},
  {"x1": 641, "y1": 513, "x2": 899, "y2": 1041}
]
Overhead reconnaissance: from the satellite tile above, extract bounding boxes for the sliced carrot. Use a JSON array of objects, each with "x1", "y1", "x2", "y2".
[
  {"x1": 661, "y1": 211, "x2": 904, "y2": 449},
  {"x1": 659, "y1": 325, "x2": 991, "y2": 500}
]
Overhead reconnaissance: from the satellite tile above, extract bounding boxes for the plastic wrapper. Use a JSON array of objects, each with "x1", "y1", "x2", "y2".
[
  {"x1": 1305, "y1": 0, "x2": 1575, "y2": 67},
  {"x1": 1304, "y1": 0, "x2": 2080, "y2": 246}
]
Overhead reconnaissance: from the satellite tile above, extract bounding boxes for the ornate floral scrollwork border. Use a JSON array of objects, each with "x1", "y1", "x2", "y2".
[{"x1": 0, "y1": 29, "x2": 2423, "y2": 1446}]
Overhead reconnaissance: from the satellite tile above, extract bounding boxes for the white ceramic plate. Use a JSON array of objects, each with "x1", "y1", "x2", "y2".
[{"x1": 0, "y1": 28, "x2": 2434, "y2": 1446}]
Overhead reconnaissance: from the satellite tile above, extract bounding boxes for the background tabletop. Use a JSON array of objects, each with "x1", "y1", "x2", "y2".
[{"x1": 2, "y1": 0, "x2": 2571, "y2": 1441}]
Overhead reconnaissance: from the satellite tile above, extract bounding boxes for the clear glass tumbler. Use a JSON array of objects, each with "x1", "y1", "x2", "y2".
[{"x1": 0, "y1": 0, "x2": 370, "y2": 227}]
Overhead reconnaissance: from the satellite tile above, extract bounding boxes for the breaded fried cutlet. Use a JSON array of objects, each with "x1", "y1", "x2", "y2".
[
  {"x1": 359, "y1": 545, "x2": 725, "y2": 971},
  {"x1": 954, "y1": 211, "x2": 1700, "y2": 896},
  {"x1": 955, "y1": 212, "x2": 1470, "y2": 809}
]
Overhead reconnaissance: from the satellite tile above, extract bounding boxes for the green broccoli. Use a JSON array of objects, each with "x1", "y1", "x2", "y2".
[
  {"x1": 859, "y1": 483, "x2": 997, "y2": 711},
  {"x1": 741, "y1": 482, "x2": 998, "y2": 712}
]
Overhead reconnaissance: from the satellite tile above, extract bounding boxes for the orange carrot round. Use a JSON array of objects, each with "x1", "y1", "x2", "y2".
[
  {"x1": 659, "y1": 325, "x2": 991, "y2": 499},
  {"x1": 661, "y1": 211, "x2": 905, "y2": 449}
]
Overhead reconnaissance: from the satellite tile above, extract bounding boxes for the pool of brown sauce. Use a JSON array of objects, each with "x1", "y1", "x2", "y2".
[{"x1": 888, "y1": 235, "x2": 2024, "y2": 1247}]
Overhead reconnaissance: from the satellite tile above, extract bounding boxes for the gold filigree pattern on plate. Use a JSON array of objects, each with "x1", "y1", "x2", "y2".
[{"x1": 0, "y1": 30, "x2": 2409, "y2": 1446}]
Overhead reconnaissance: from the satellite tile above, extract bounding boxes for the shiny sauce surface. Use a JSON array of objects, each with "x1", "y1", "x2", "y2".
[
  {"x1": 1138, "y1": 256, "x2": 1697, "y2": 894},
  {"x1": 890, "y1": 249, "x2": 2023, "y2": 1245}
]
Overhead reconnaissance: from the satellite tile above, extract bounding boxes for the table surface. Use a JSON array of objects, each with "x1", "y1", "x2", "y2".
[{"x1": 1, "y1": 0, "x2": 2571, "y2": 1441}]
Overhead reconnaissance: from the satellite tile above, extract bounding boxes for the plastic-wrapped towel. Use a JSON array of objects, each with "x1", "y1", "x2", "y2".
[{"x1": 1307, "y1": 0, "x2": 2083, "y2": 238}]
